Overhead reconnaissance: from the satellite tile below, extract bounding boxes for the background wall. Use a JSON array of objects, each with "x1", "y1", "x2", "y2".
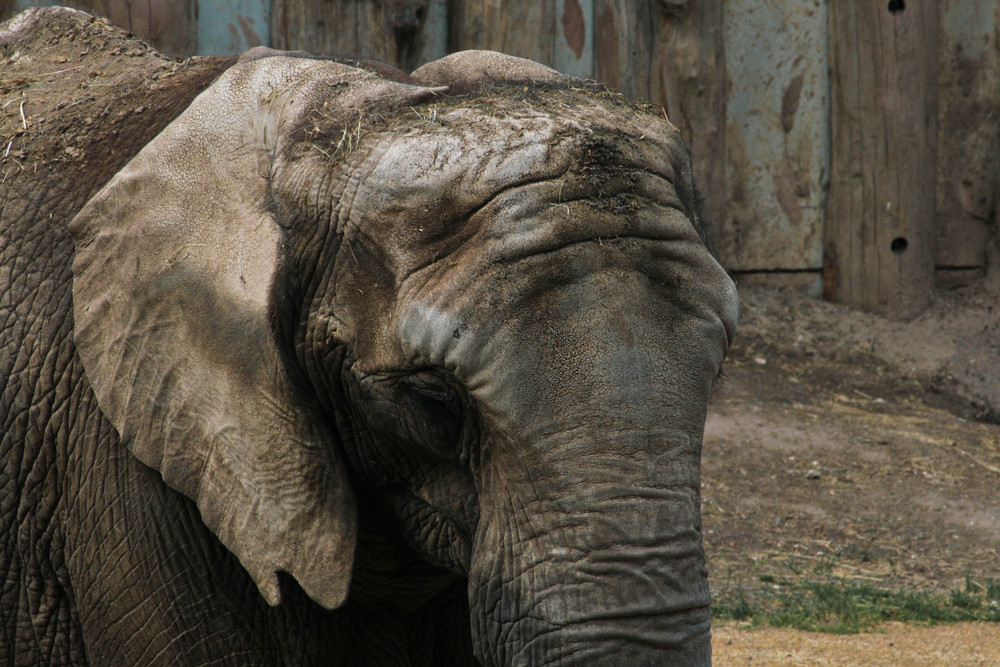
[{"x1": 3, "y1": 0, "x2": 997, "y2": 318}]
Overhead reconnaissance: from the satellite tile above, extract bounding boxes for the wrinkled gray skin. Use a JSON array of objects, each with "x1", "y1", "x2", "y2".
[{"x1": 1, "y1": 24, "x2": 737, "y2": 667}]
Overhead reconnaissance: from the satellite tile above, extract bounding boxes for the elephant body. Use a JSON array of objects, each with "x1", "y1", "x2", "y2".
[{"x1": 1, "y1": 8, "x2": 736, "y2": 666}]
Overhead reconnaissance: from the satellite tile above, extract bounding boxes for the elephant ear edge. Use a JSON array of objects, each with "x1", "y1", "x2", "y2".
[
  {"x1": 411, "y1": 49, "x2": 565, "y2": 90},
  {"x1": 68, "y1": 56, "x2": 386, "y2": 610}
]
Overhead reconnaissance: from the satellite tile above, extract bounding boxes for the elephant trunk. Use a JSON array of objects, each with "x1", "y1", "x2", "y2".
[
  {"x1": 469, "y1": 426, "x2": 712, "y2": 666},
  {"x1": 395, "y1": 228, "x2": 734, "y2": 664}
]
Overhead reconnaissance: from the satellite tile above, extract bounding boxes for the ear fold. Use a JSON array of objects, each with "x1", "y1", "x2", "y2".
[{"x1": 69, "y1": 56, "x2": 438, "y2": 610}]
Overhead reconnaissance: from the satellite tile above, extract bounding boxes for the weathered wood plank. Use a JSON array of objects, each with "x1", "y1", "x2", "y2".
[
  {"x1": 446, "y1": 1, "x2": 595, "y2": 78},
  {"x1": 449, "y1": 0, "x2": 560, "y2": 68},
  {"x1": 722, "y1": 0, "x2": 828, "y2": 283},
  {"x1": 6, "y1": 0, "x2": 992, "y2": 303},
  {"x1": 656, "y1": 0, "x2": 726, "y2": 250},
  {"x1": 415, "y1": 0, "x2": 448, "y2": 66},
  {"x1": 8, "y1": 0, "x2": 58, "y2": 20},
  {"x1": 89, "y1": 0, "x2": 197, "y2": 55},
  {"x1": 552, "y1": 0, "x2": 593, "y2": 80},
  {"x1": 592, "y1": 0, "x2": 654, "y2": 100},
  {"x1": 935, "y1": 0, "x2": 999, "y2": 279},
  {"x1": 825, "y1": 1, "x2": 938, "y2": 319},
  {"x1": 593, "y1": 1, "x2": 726, "y2": 248},
  {"x1": 272, "y1": 0, "x2": 432, "y2": 71},
  {"x1": 7, "y1": 0, "x2": 54, "y2": 22}
]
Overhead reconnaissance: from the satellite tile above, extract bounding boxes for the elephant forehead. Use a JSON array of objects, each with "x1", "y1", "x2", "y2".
[
  {"x1": 340, "y1": 101, "x2": 684, "y2": 275},
  {"x1": 346, "y1": 99, "x2": 683, "y2": 222},
  {"x1": 354, "y1": 109, "x2": 566, "y2": 212}
]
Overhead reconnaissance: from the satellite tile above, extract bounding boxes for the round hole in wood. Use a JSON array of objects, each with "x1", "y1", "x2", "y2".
[
  {"x1": 888, "y1": 0, "x2": 905, "y2": 14},
  {"x1": 890, "y1": 237, "x2": 908, "y2": 255}
]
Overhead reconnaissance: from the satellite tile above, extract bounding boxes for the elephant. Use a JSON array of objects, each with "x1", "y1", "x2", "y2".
[{"x1": 1, "y1": 7, "x2": 737, "y2": 666}]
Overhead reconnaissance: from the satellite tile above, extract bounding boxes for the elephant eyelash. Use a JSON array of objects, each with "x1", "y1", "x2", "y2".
[
  {"x1": 408, "y1": 384, "x2": 464, "y2": 423},
  {"x1": 407, "y1": 381, "x2": 452, "y2": 403},
  {"x1": 402, "y1": 374, "x2": 455, "y2": 401}
]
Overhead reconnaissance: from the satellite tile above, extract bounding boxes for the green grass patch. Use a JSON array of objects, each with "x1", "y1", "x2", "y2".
[{"x1": 713, "y1": 576, "x2": 1000, "y2": 634}]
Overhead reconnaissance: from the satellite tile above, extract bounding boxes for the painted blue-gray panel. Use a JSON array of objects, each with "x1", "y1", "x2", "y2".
[
  {"x1": 415, "y1": 0, "x2": 448, "y2": 66},
  {"x1": 552, "y1": 0, "x2": 593, "y2": 79},
  {"x1": 12, "y1": 0, "x2": 61, "y2": 11},
  {"x1": 943, "y1": 0, "x2": 997, "y2": 44},
  {"x1": 197, "y1": 0, "x2": 270, "y2": 55},
  {"x1": 723, "y1": 0, "x2": 829, "y2": 286}
]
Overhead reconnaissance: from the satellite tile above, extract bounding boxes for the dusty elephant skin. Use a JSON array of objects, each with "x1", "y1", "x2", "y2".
[{"x1": 1, "y1": 8, "x2": 737, "y2": 666}]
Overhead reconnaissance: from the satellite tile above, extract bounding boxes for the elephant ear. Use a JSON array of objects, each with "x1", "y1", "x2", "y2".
[
  {"x1": 69, "y1": 55, "x2": 440, "y2": 610},
  {"x1": 411, "y1": 49, "x2": 564, "y2": 89}
]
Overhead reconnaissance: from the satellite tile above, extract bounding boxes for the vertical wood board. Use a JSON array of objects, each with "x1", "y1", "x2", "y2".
[
  {"x1": 91, "y1": 0, "x2": 196, "y2": 56},
  {"x1": 654, "y1": 0, "x2": 726, "y2": 249},
  {"x1": 10, "y1": 0, "x2": 59, "y2": 17},
  {"x1": 935, "y1": 0, "x2": 999, "y2": 271},
  {"x1": 4, "y1": 0, "x2": 995, "y2": 305},
  {"x1": 552, "y1": 0, "x2": 593, "y2": 80},
  {"x1": 825, "y1": 2, "x2": 938, "y2": 319},
  {"x1": 592, "y1": 0, "x2": 655, "y2": 101},
  {"x1": 444, "y1": 2, "x2": 597, "y2": 77},
  {"x1": 449, "y1": 1, "x2": 559, "y2": 68},
  {"x1": 415, "y1": 0, "x2": 448, "y2": 67},
  {"x1": 592, "y1": 1, "x2": 727, "y2": 244},
  {"x1": 722, "y1": 0, "x2": 829, "y2": 275},
  {"x1": 272, "y1": 0, "x2": 433, "y2": 70},
  {"x1": 8, "y1": 0, "x2": 262, "y2": 56}
]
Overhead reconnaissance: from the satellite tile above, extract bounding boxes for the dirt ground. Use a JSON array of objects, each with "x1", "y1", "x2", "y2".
[{"x1": 705, "y1": 279, "x2": 1000, "y2": 663}]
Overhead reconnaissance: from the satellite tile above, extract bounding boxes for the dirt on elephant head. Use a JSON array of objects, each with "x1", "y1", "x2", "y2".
[{"x1": 0, "y1": 7, "x2": 233, "y2": 223}]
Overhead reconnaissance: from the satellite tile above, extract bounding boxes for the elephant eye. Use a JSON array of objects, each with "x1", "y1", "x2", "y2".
[
  {"x1": 352, "y1": 370, "x2": 464, "y2": 459},
  {"x1": 404, "y1": 374, "x2": 457, "y2": 409},
  {"x1": 399, "y1": 373, "x2": 464, "y2": 447}
]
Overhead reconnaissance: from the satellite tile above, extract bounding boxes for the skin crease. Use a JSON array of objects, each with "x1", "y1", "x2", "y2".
[{"x1": 2, "y1": 10, "x2": 737, "y2": 667}]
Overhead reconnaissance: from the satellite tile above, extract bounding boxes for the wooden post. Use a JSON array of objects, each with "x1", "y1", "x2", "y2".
[
  {"x1": 655, "y1": 0, "x2": 726, "y2": 248},
  {"x1": 272, "y1": 0, "x2": 435, "y2": 71},
  {"x1": 553, "y1": 0, "x2": 594, "y2": 80},
  {"x1": 825, "y1": 1, "x2": 938, "y2": 319},
  {"x1": 415, "y1": 0, "x2": 448, "y2": 66},
  {"x1": 593, "y1": 1, "x2": 725, "y2": 247},
  {"x1": 448, "y1": 1, "x2": 560, "y2": 70},
  {"x1": 592, "y1": 0, "x2": 654, "y2": 100},
  {"x1": 1, "y1": 1, "x2": 18, "y2": 22}
]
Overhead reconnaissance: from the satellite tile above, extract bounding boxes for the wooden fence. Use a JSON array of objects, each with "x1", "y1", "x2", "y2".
[{"x1": 4, "y1": 0, "x2": 997, "y2": 319}]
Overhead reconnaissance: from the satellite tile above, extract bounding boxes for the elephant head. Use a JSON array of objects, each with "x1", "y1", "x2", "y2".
[{"x1": 69, "y1": 50, "x2": 737, "y2": 665}]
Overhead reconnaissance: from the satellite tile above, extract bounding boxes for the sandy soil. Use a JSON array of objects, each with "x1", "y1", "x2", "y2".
[
  {"x1": 704, "y1": 281, "x2": 1000, "y2": 661},
  {"x1": 713, "y1": 621, "x2": 1000, "y2": 666}
]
